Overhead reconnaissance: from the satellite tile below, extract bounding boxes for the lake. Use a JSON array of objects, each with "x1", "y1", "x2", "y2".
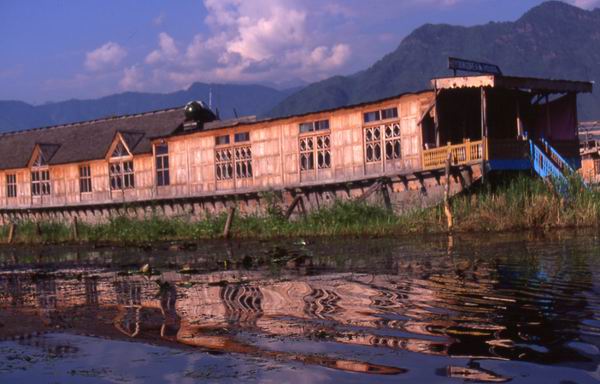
[{"x1": 1, "y1": 231, "x2": 600, "y2": 383}]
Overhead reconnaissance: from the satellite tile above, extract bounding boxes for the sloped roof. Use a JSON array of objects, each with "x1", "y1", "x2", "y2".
[{"x1": 0, "y1": 108, "x2": 186, "y2": 170}]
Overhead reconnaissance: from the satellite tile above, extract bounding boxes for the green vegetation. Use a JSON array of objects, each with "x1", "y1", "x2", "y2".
[{"x1": 1, "y1": 175, "x2": 599, "y2": 246}]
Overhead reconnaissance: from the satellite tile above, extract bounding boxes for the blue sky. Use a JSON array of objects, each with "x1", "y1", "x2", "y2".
[{"x1": 0, "y1": 0, "x2": 598, "y2": 104}]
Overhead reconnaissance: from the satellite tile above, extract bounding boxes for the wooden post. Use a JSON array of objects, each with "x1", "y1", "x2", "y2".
[
  {"x1": 480, "y1": 87, "x2": 488, "y2": 183},
  {"x1": 516, "y1": 96, "x2": 523, "y2": 138},
  {"x1": 7, "y1": 223, "x2": 15, "y2": 244},
  {"x1": 444, "y1": 152, "x2": 454, "y2": 232},
  {"x1": 545, "y1": 94, "x2": 551, "y2": 139},
  {"x1": 381, "y1": 181, "x2": 393, "y2": 212},
  {"x1": 223, "y1": 206, "x2": 236, "y2": 239},
  {"x1": 72, "y1": 216, "x2": 79, "y2": 242},
  {"x1": 356, "y1": 179, "x2": 383, "y2": 202},
  {"x1": 285, "y1": 195, "x2": 305, "y2": 220},
  {"x1": 434, "y1": 86, "x2": 440, "y2": 147}
]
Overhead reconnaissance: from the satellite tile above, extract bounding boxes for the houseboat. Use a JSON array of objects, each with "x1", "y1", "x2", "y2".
[{"x1": 0, "y1": 72, "x2": 592, "y2": 224}]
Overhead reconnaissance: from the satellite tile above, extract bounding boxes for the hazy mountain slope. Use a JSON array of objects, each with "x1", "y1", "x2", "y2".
[
  {"x1": 0, "y1": 83, "x2": 297, "y2": 133},
  {"x1": 269, "y1": 1, "x2": 600, "y2": 120}
]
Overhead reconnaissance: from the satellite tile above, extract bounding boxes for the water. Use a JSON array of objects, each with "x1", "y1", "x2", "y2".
[{"x1": 1, "y1": 232, "x2": 600, "y2": 383}]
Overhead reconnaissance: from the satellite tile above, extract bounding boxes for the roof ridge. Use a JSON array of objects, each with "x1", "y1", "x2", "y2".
[{"x1": 0, "y1": 105, "x2": 184, "y2": 138}]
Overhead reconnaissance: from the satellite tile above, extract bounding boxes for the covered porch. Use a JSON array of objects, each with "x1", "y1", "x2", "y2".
[{"x1": 420, "y1": 75, "x2": 593, "y2": 172}]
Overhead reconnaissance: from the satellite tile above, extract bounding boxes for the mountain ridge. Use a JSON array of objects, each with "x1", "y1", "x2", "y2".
[
  {"x1": 268, "y1": 1, "x2": 600, "y2": 120},
  {"x1": 0, "y1": 83, "x2": 298, "y2": 133},
  {"x1": 1, "y1": 1, "x2": 599, "y2": 133}
]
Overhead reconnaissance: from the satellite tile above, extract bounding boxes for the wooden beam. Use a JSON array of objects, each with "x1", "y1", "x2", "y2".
[
  {"x1": 72, "y1": 216, "x2": 79, "y2": 242},
  {"x1": 285, "y1": 195, "x2": 305, "y2": 220},
  {"x1": 356, "y1": 179, "x2": 383, "y2": 202},
  {"x1": 7, "y1": 223, "x2": 15, "y2": 244},
  {"x1": 480, "y1": 87, "x2": 488, "y2": 183},
  {"x1": 444, "y1": 153, "x2": 454, "y2": 232},
  {"x1": 222, "y1": 206, "x2": 236, "y2": 239}
]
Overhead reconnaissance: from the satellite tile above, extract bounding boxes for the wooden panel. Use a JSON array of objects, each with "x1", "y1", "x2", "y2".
[{"x1": 0, "y1": 91, "x2": 439, "y2": 210}]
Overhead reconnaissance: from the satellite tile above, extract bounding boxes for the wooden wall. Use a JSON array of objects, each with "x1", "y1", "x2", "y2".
[{"x1": 0, "y1": 91, "x2": 434, "y2": 210}]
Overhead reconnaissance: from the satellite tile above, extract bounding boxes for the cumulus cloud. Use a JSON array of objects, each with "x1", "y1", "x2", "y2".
[
  {"x1": 119, "y1": 65, "x2": 144, "y2": 91},
  {"x1": 145, "y1": 32, "x2": 179, "y2": 64},
  {"x1": 84, "y1": 42, "x2": 127, "y2": 72},
  {"x1": 138, "y1": 0, "x2": 355, "y2": 89}
]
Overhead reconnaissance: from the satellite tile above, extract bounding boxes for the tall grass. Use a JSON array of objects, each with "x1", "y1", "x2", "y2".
[{"x1": 1, "y1": 175, "x2": 600, "y2": 245}]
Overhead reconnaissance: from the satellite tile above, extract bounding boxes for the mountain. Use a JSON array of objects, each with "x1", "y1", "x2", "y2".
[
  {"x1": 0, "y1": 83, "x2": 298, "y2": 133},
  {"x1": 269, "y1": 1, "x2": 600, "y2": 120}
]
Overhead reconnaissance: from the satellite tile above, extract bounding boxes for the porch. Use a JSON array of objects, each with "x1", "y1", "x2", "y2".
[{"x1": 421, "y1": 74, "x2": 592, "y2": 174}]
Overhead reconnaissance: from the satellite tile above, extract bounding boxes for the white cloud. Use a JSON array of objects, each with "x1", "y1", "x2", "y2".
[
  {"x1": 84, "y1": 42, "x2": 127, "y2": 72},
  {"x1": 568, "y1": 0, "x2": 600, "y2": 9},
  {"x1": 145, "y1": 32, "x2": 179, "y2": 64},
  {"x1": 139, "y1": 0, "x2": 354, "y2": 89},
  {"x1": 119, "y1": 65, "x2": 144, "y2": 91}
]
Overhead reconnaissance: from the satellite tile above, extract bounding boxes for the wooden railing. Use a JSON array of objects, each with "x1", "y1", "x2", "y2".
[{"x1": 422, "y1": 140, "x2": 484, "y2": 170}]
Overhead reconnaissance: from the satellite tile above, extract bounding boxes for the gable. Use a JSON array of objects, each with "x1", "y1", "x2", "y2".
[
  {"x1": 0, "y1": 108, "x2": 185, "y2": 170},
  {"x1": 106, "y1": 133, "x2": 133, "y2": 160}
]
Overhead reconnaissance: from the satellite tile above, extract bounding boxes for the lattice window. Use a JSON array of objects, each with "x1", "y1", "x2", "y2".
[
  {"x1": 110, "y1": 161, "x2": 134, "y2": 190},
  {"x1": 31, "y1": 169, "x2": 50, "y2": 196},
  {"x1": 215, "y1": 148, "x2": 234, "y2": 181},
  {"x1": 365, "y1": 126, "x2": 382, "y2": 163},
  {"x1": 365, "y1": 123, "x2": 402, "y2": 164},
  {"x1": 384, "y1": 122, "x2": 402, "y2": 160},
  {"x1": 234, "y1": 146, "x2": 252, "y2": 178},
  {"x1": 155, "y1": 144, "x2": 169, "y2": 186},
  {"x1": 79, "y1": 165, "x2": 92, "y2": 193},
  {"x1": 299, "y1": 137, "x2": 315, "y2": 171},
  {"x1": 6, "y1": 174, "x2": 16, "y2": 198},
  {"x1": 32, "y1": 153, "x2": 47, "y2": 167},
  {"x1": 316, "y1": 135, "x2": 331, "y2": 169},
  {"x1": 112, "y1": 142, "x2": 129, "y2": 158},
  {"x1": 299, "y1": 134, "x2": 331, "y2": 171}
]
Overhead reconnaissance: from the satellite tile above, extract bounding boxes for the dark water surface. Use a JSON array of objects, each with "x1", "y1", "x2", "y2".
[{"x1": 1, "y1": 231, "x2": 600, "y2": 383}]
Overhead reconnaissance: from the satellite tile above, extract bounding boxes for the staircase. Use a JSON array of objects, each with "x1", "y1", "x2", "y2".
[{"x1": 529, "y1": 139, "x2": 578, "y2": 195}]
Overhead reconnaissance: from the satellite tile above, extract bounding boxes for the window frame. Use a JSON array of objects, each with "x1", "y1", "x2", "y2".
[
  {"x1": 234, "y1": 132, "x2": 250, "y2": 143},
  {"x1": 109, "y1": 160, "x2": 135, "y2": 191},
  {"x1": 363, "y1": 106, "x2": 399, "y2": 124},
  {"x1": 6, "y1": 174, "x2": 16, "y2": 198},
  {"x1": 31, "y1": 168, "x2": 51, "y2": 196},
  {"x1": 155, "y1": 144, "x2": 170, "y2": 187},
  {"x1": 214, "y1": 132, "x2": 253, "y2": 182},
  {"x1": 299, "y1": 119, "x2": 330, "y2": 134},
  {"x1": 299, "y1": 132, "x2": 331, "y2": 173},
  {"x1": 79, "y1": 164, "x2": 93, "y2": 194}
]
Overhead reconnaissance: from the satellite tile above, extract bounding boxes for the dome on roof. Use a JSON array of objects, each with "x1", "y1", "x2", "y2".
[{"x1": 184, "y1": 101, "x2": 217, "y2": 123}]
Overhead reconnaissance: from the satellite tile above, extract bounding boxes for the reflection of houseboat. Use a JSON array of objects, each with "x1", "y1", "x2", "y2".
[
  {"x1": 0, "y1": 254, "x2": 597, "y2": 373},
  {"x1": 0, "y1": 63, "x2": 592, "y2": 223}
]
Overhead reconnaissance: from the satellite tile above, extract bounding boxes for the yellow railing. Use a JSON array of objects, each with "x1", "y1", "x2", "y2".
[{"x1": 422, "y1": 139, "x2": 484, "y2": 170}]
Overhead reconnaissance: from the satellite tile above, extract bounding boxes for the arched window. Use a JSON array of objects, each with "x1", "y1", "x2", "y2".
[
  {"x1": 108, "y1": 138, "x2": 134, "y2": 190},
  {"x1": 31, "y1": 153, "x2": 50, "y2": 196}
]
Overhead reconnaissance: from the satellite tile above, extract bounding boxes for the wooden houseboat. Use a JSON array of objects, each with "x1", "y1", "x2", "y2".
[{"x1": 0, "y1": 73, "x2": 592, "y2": 224}]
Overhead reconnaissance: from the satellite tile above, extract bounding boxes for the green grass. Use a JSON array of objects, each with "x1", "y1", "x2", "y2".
[{"x1": 1, "y1": 174, "x2": 599, "y2": 245}]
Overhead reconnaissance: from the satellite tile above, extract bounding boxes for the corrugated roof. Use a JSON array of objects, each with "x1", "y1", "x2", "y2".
[{"x1": 0, "y1": 108, "x2": 185, "y2": 170}]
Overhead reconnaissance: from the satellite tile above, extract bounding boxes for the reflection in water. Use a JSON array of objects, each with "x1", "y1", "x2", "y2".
[{"x1": 1, "y1": 233, "x2": 600, "y2": 381}]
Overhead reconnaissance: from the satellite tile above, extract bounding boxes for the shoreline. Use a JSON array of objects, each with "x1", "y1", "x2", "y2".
[{"x1": 0, "y1": 175, "x2": 597, "y2": 247}]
